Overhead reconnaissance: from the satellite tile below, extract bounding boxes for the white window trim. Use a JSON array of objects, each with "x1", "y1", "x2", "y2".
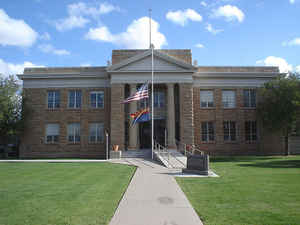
[
  {"x1": 45, "y1": 123, "x2": 59, "y2": 144},
  {"x1": 222, "y1": 90, "x2": 236, "y2": 108},
  {"x1": 89, "y1": 123, "x2": 104, "y2": 143},
  {"x1": 200, "y1": 90, "x2": 214, "y2": 108},
  {"x1": 47, "y1": 91, "x2": 59, "y2": 109},
  {"x1": 224, "y1": 121, "x2": 236, "y2": 141},
  {"x1": 244, "y1": 89, "x2": 256, "y2": 108},
  {"x1": 90, "y1": 91, "x2": 104, "y2": 108},
  {"x1": 68, "y1": 123, "x2": 80, "y2": 143},
  {"x1": 202, "y1": 121, "x2": 214, "y2": 142},
  {"x1": 68, "y1": 90, "x2": 81, "y2": 109}
]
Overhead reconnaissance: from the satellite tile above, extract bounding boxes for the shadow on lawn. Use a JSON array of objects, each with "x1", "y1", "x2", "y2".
[{"x1": 239, "y1": 160, "x2": 300, "y2": 168}]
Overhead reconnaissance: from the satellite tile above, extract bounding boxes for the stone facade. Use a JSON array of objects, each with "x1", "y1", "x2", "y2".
[
  {"x1": 20, "y1": 87, "x2": 110, "y2": 158},
  {"x1": 18, "y1": 48, "x2": 285, "y2": 158}
]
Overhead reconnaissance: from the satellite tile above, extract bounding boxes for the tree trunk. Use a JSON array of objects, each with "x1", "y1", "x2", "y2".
[{"x1": 284, "y1": 135, "x2": 289, "y2": 156}]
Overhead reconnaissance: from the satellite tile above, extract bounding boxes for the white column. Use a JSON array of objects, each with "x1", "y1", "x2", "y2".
[
  {"x1": 129, "y1": 84, "x2": 138, "y2": 150},
  {"x1": 167, "y1": 83, "x2": 176, "y2": 148}
]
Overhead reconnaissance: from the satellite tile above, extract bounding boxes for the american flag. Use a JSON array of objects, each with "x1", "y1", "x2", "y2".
[{"x1": 122, "y1": 82, "x2": 149, "y2": 103}]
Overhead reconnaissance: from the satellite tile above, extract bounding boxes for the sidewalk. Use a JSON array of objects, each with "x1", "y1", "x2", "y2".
[{"x1": 109, "y1": 158, "x2": 203, "y2": 225}]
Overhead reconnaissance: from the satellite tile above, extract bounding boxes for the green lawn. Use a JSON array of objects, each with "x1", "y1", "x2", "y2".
[
  {"x1": 176, "y1": 156, "x2": 300, "y2": 225},
  {"x1": 0, "y1": 162, "x2": 136, "y2": 225}
]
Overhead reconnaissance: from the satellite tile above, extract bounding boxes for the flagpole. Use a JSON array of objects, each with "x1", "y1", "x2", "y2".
[
  {"x1": 151, "y1": 45, "x2": 154, "y2": 160},
  {"x1": 149, "y1": 9, "x2": 154, "y2": 160}
]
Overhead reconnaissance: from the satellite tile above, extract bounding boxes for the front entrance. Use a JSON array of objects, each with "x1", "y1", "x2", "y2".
[{"x1": 139, "y1": 119, "x2": 166, "y2": 149}]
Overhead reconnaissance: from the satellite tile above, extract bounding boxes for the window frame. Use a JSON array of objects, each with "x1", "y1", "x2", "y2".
[
  {"x1": 45, "y1": 123, "x2": 60, "y2": 144},
  {"x1": 222, "y1": 90, "x2": 236, "y2": 109},
  {"x1": 67, "y1": 123, "x2": 81, "y2": 143},
  {"x1": 90, "y1": 91, "x2": 104, "y2": 109},
  {"x1": 245, "y1": 121, "x2": 257, "y2": 142},
  {"x1": 47, "y1": 90, "x2": 60, "y2": 109},
  {"x1": 68, "y1": 90, "x2": 82, "y2": 109},
  {"x1": 200, "y1": 90, "x2": 214, "y2": 108},
  {"x1": 223, "y1": 121, "x2": 237, "y2": 141},
  {"x1": 89, "y1": 123, "x2": 104, "y2": 143},
  {"x1": 243, "y1": 89, "x2": 256, "y2": 108},
  {"x1": 154, "y1": 91, "x2": 165, "y2": 108},
  {"x1": 201, "y1": 121, "x2": 215, "y2": 142}
]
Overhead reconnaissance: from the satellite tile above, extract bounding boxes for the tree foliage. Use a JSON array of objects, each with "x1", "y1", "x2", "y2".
[
  {"x1": 257, "y1": 73, "x2": 300, "y2": 154},
  {"x1": 0, "y1": 74, "x2": 27, "y2": 145}
]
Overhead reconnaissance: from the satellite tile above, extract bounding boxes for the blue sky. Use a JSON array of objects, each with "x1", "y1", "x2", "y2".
[{"x1": 0, "y1": 0, "x2": 299, "y2": 76}]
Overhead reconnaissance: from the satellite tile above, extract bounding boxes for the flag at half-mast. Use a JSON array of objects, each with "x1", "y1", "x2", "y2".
[
  {"x1": 130, "y1": 108, "x2": 150, "y2": 125},
  {"x1": 122, "y1": 82, "x2": 148, "y2": 103}
]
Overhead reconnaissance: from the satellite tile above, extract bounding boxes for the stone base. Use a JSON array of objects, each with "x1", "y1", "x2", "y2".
[
  {"x1": 182, "y1": 169, "x2": 209, "y2": 176},
  {"x1": 110, "y1": 151, "x2": 122, "y2": 159}
]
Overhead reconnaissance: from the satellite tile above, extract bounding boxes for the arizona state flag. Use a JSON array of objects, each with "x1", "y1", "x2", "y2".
[{"x1": 130, "y1": 108, "x2": 150, "y2": 125}]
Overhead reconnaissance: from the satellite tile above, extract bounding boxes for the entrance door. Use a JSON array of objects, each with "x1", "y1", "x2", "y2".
[
  {"x1": 139, "y1": 122, "x2": 151, "y2": 149},
  {"x1": 139, "y1": 119, "x2": 166, "y2": 148}
]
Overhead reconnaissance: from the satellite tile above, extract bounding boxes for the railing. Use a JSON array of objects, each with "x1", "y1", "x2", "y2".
[
  {"x1": 176, "y1": 140, "x2": 205, "y2": 156},
  {"x1": 154, "y1": 140, "x2": 170, "y2": 161},
  {"x1": 154, "y1": 140, "x2": 187, "y2": 168}
]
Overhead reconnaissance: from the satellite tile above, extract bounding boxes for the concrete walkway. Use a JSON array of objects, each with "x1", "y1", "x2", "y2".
[{"x1": 109, "y1": 158, "x2": 203, "y2": 225}]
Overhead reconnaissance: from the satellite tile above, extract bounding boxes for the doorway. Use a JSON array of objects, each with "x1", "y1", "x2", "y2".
[{"x1": 139, "y1": 119, "x2": 166, "y2": 149}]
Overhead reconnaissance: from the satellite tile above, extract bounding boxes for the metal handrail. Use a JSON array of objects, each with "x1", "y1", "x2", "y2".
[{"x1": 175, "y1": 140, "x2": 205, "y2": 156}]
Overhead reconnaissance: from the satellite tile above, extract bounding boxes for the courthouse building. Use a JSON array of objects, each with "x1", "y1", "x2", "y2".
[{"x1": 18, "y1": 49, "x2": 285, "y2": 158}]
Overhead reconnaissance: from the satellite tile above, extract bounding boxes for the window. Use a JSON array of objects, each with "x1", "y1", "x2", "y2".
[
  {"x1": 243, "y1": 89, "x2": 256, "y2": 108},
  {"x1": 201, "y1": 122, "x2": 215, "y2": 142},
  {"x1": 47, "y1": 91, "x2": 60, "y2": 109},
  {"x1": 200, "y1": 90, "x2": 214, "y2": 108},
  {"x1": 89, "y1": 123, "x2": 104, "y2": 143},
  {"x1": 68, "y1": 123, "x2": 80, "y2": 143},
  {"x1": 68, "y1": 90, "x2": 81, "y2": 108},
  {"x1": 46, "y1": 124, "x2": 59, "y2": 143},
  {"x1": 224, "y1": 121, "x2": 236, "y2": 141},
  {"x1": 245, "y1": 121, "x2": 257, "y2": 142},
  {"x1": 90, "y1": 91, "x2": 104, "y2": 108},
  {"x1": 154, "y1": 91, "x2": 165, "y2": 108},
  {"x1": 222, "y1": 90, "x2": 236, "y2": 108}
]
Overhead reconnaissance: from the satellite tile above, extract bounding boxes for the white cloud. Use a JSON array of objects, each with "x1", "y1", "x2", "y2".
[
  {"x1": 206, "y1": 23, "x2": 223, "y2": 35},
  {"x1": 55, "y1": 15, "x2": 89, "y2": 31},
  {"x1": 282, "y1": 37, "x2": 300, "y2": 46},
  {"x1": 212, "y1": 5, "x2": 245, "y2": 23},
  {"x1": 85, "y1": 17, "x2": 167, "y2": 49},
  {"x1": 0, "y1": 9, "x2": 38, "y2": 47},
  {"x1": 290, "y1": 0, "x2": 295, "y2": 4},
  {"x1": 166, "y1": 9, "x2": 202, "y2": 26},
  {"x1": 195, "y1": 43, "x2": 204, "y2": 48},
  {"x1": 200, "y1": 1, "x2": 207, "y2": 7},
  {"x1": 38, "y1": 44, "x2": 70, "y2": 55},
  {"x1": 39, "y1": 32, "x2": 51, "y2": 41},
  {"x1": 54, "y1": 2, "x2": 120, "y2": 31},
  {"x1": 256, "y1": 56, "x2": 292, "y2": 73},
  {"x1": 0, "y1": 58, "x2": 44, "y2": 76},
  {"x1": 80, "y1": 63, "x2": 91, "y2": 67}
]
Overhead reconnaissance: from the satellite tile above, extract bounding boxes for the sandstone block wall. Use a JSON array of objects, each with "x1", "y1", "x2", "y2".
[
  {"x1": 193, "y1": 87, "x2": 284, "y2": 155},
  {"x1": 20, "y1": 87, "x2": 110, "y2": 159}
]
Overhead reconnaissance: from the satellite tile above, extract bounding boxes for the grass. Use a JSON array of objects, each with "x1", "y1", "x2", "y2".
[
  {"x1": 176, "y1": 156, "x2": 300, "y2": 225},
  {"x1": 0, "y1": 162, "x2": 136, "y2": 225}
]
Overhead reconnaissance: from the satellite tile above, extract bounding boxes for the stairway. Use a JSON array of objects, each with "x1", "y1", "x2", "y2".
[
  {"x1": 121, "y1": 149, "x2": 152, "y2": 158},
  {"x1": 154, "y1": 149, "x2": 187, "y2": 169}
]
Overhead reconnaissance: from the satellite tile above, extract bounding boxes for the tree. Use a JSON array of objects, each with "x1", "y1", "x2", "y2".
[
  {"x1": 257, "y1": 72, "x2": 300, "y2": 155},
  {"x1": 0, "y1": 74, "x2": 27, "y2": 148}
]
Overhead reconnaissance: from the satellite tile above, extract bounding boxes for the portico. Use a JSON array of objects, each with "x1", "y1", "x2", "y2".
[{"x1": 107, "y1": 49, "x2": 196, "y2": 151}]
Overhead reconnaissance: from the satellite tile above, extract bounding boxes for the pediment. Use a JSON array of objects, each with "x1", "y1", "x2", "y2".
[{"x1": 107, "y1": 49, "x2": 196, "y2": 72}]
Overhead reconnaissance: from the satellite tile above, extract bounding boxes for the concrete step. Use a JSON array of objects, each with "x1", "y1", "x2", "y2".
[{"x1": 121, "y1": 149, "x2": 152, "y2": 158}]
